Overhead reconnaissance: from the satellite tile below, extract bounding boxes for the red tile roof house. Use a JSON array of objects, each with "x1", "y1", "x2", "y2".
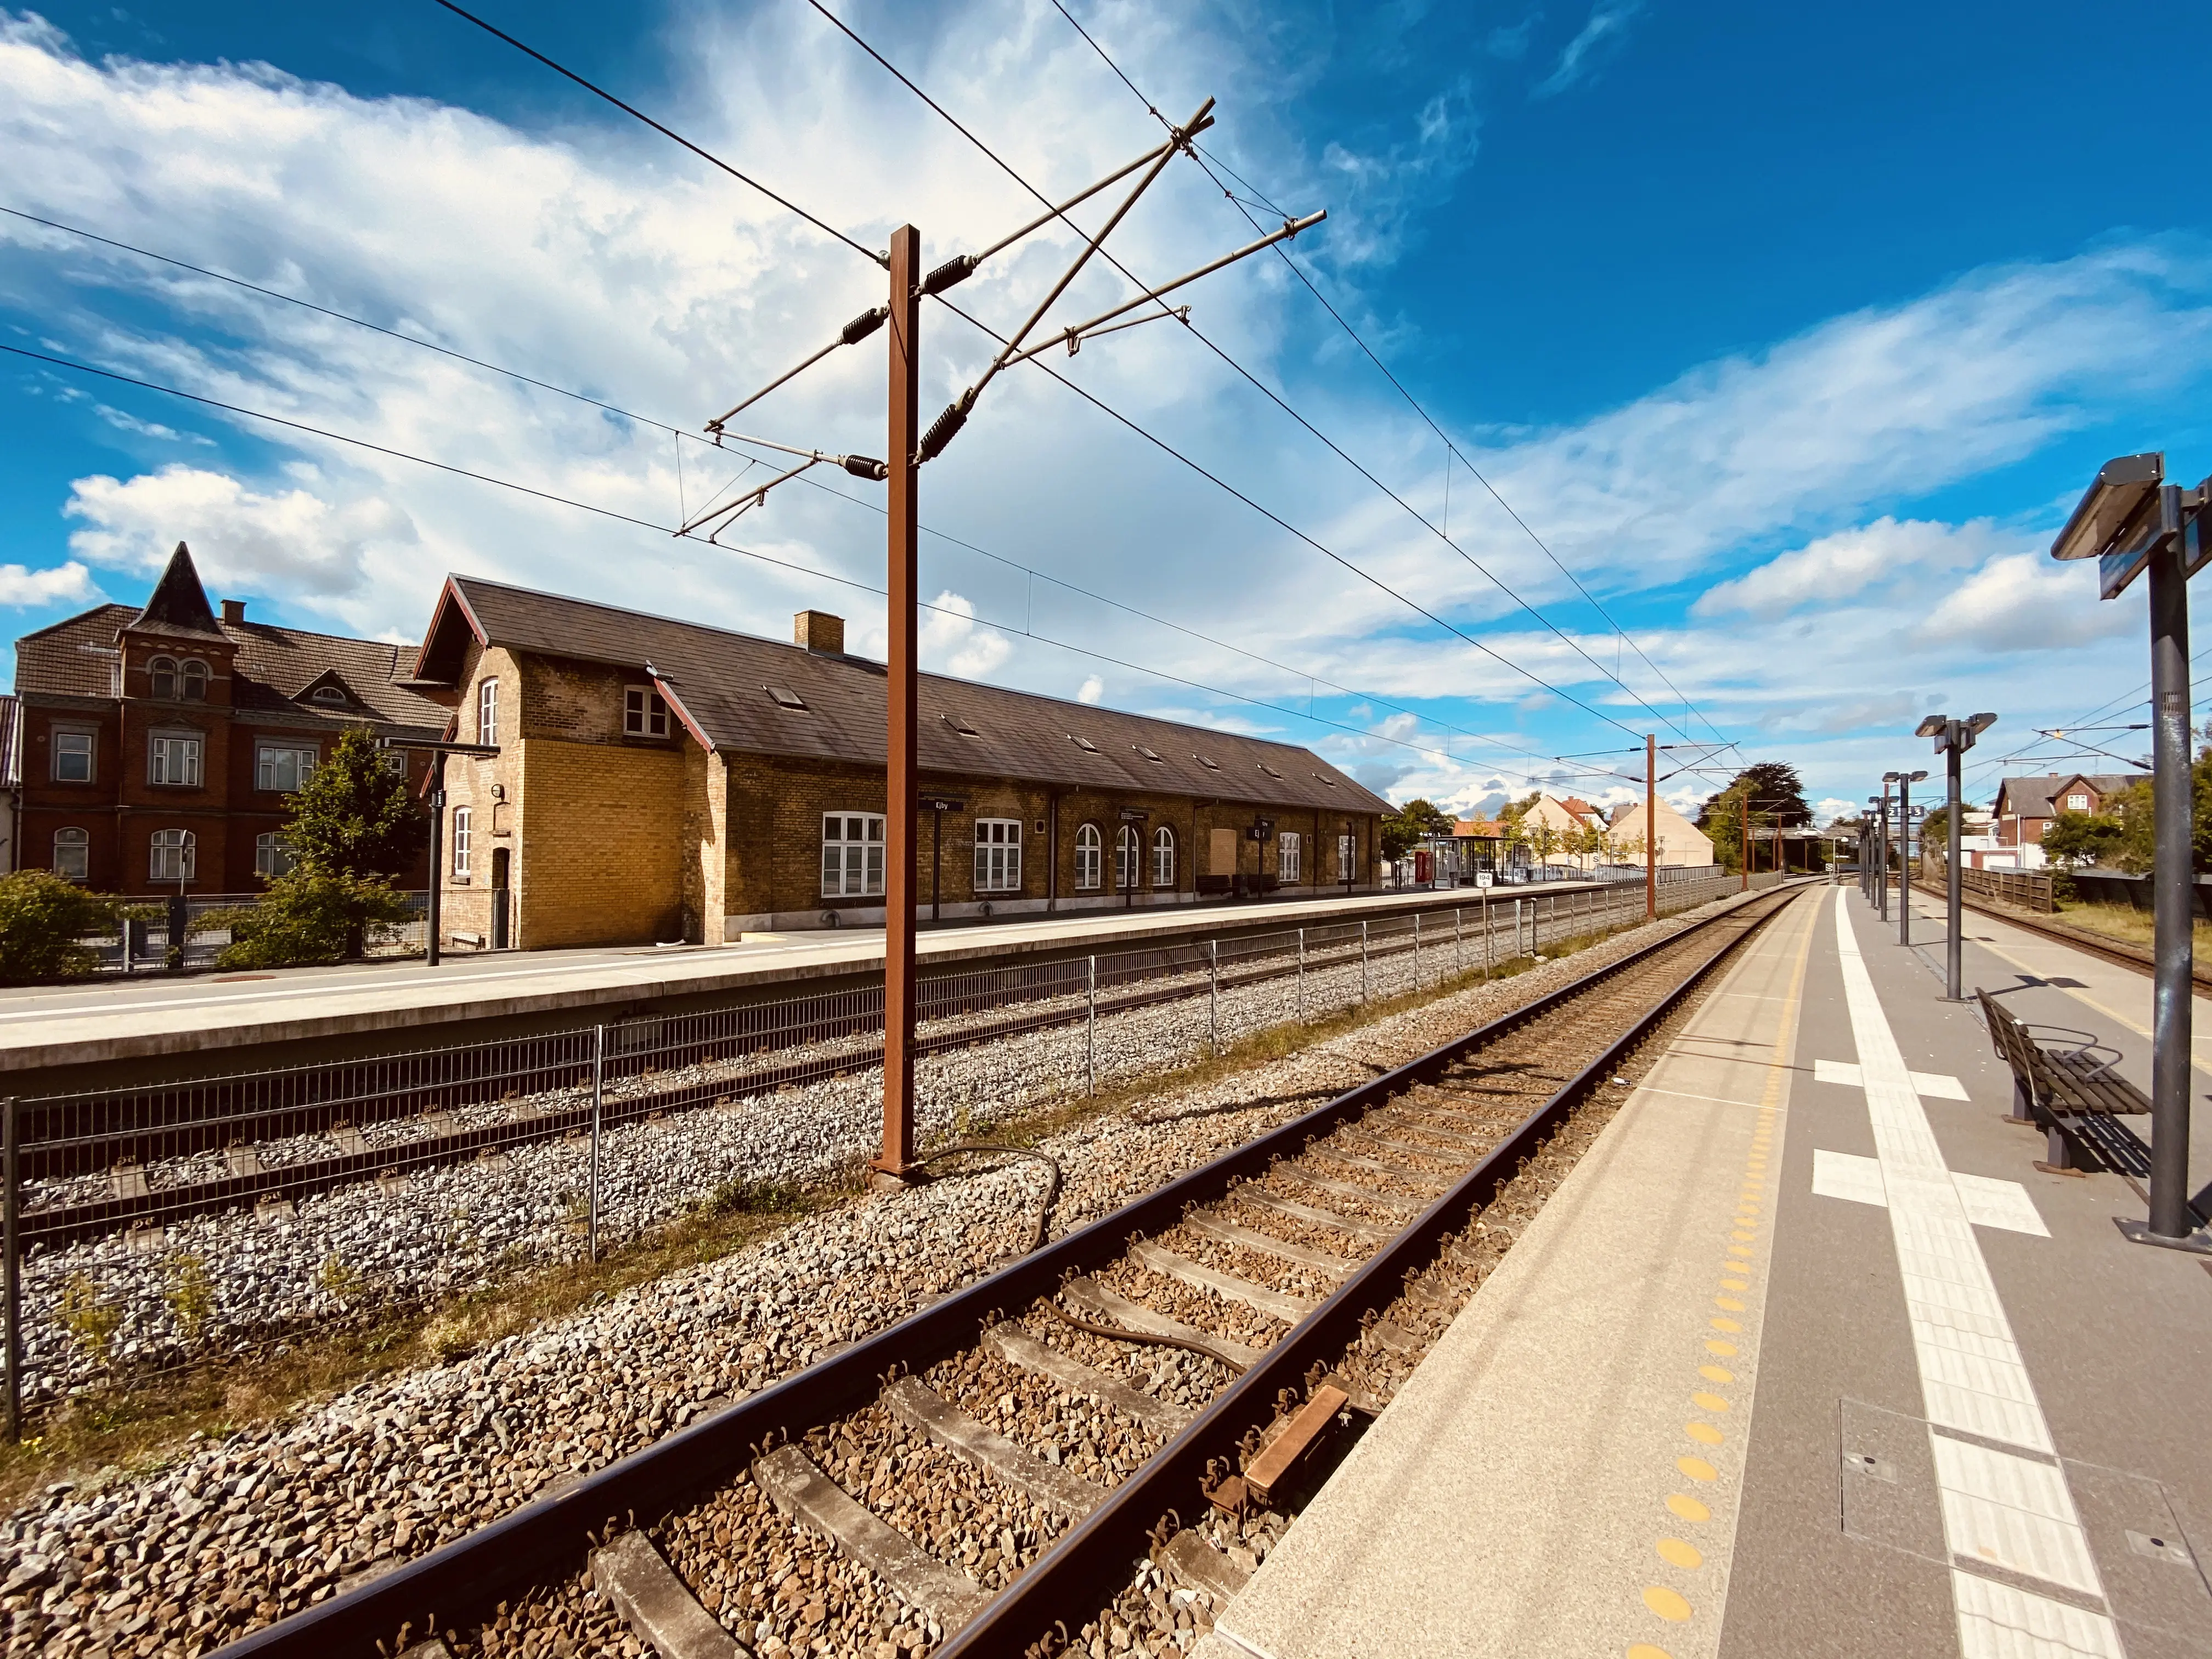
[
  {"x1": 10, "y1": 544, "x2": 447, "y2": 895},
  {"x1": 1988, "y1": 772, "x2": 2146, "y2": 870}
]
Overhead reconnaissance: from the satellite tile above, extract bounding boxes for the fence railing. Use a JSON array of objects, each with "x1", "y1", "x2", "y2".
[
  {"x1": 70, "y1": 890, "x2": 432, "y2": 974},
  {"x1": 1923, "y1": 861, "x2": 2056, "y2": 914},
  {"x1": 0, "y1": 868, "x2": 1743, "y2": 1427}
]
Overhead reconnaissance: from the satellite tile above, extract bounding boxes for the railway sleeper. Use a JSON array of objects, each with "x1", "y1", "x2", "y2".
[
  {"x1": 591, "y1": 1529, "x2": 746, "y2": 1659},
  {"x1": 1182, "y1": 1212, "x2": 1353, "y2": 1278},
  {"x1": 981, "y1": 1321, "x2": 1194, "y2": 1436},
  {"x1": 1128, "y1": 1241, "x2": 1320, "y2": 1324},
  {"x1": 881, "y1": 1375, "x2": 1107, "y2": 1520},
  {"x1": 1060, "y1": 1278, "x2": 1265, "y2": 1370}
]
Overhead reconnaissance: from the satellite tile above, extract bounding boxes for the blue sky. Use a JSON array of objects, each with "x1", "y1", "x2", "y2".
[{"x1": 4, "y1": 0, "x2": 2210, "y2": 820}]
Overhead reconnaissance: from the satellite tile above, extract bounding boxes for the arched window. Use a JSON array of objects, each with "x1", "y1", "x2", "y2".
[
  {"x1": 53, "y1": 827, "x2": 89, "y2": 881},
  {"x1": 1152, "y1": 826, "x2": 1175, "y2": 888},
  {"x1": 149, "y1": 828, "x2": 196, "y2": 883},
  {"x1": 148, "y1": 656, "x2": 178, "y2": 699},
  {"x1": 1115, "y1": 824, "x2": 1141, "y2": 890},
  {"x1": 1074, "y1": 822, "x2": 1102, "y2": 890},
  {"x1": 254, "y1": 832, "x2": 295, "y2": 880},
  {"x1": 178, "y1": 659, "x2": 209, "y2": 701},
  {"x1": 310, "y1": 685, "x2": 347, "y2": 707},
  {"x1": 452, "y1": 806, "x2": 473, "y2": 879}
]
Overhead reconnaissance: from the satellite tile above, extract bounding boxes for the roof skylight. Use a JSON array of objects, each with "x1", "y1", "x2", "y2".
[{"x1": 766, "y1": 685, "x2": 808, "y2": 710}]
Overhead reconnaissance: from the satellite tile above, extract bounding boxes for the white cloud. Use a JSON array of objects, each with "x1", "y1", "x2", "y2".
[
  {"x1": 1533, "y1": 3, "x2": 1643, "y2": 98},
  {"x1": 63, "y1": 465, "x2": 414, "y2": 597},
  {"x1": 1693, "y1": 517, "x2": 2011, "y2": 619},
  {"x1": 919, "y1": 589, "x2": 1012, "y2": 679},
  {"x1": 1911, "y1": 553, "x2": 2134, "y2": 653},
  {"x1": 1076, "y1": 674, "x2": 1104, "y2": 704},
  {"x1": 0, "y1": 560, "x2": 98, "y2": 607}
]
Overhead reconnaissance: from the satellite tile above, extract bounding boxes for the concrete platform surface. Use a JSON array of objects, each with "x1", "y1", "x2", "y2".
[
  {"x1": 0, "y1": 878, "x2": 1640, "y2": 1071},
  {"x1": 1196, "y1": 883, "x2": 2212, "y2": 1659}
]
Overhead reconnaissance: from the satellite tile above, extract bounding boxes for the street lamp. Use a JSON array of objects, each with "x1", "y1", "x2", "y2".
[
  {"x1": 2052, "y1": 451, "x2": 2212, "y2": 1252},
  {"x1": 1877, "y1": 774, "x2": 1901, "y2": 922},
  {"x1": 1916, "y1": 714, "x2": 1997, "y2": 1000},
  {"x1": 1891, "y1": 770, "x2": 1928, "y2": 945}
]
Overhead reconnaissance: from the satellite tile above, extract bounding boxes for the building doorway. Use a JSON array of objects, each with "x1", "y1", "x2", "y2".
[{"x1": 491, "y1": 846, "x2": 511, "y2": 949}]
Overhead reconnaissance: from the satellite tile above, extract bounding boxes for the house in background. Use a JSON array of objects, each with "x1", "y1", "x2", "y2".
[
  {"x1": 405, "y1": 579, "x2": 1391, "y2": 951},
  {"x1": 1608, "y1": 797, "x2": 1715, "y2": 869},
  {"x1": 10, "y1": 543, "x2": 446, "y2": 894},
  {"x1": 0, "y1": 695, "x2": 17, "y2": 874},
  {"x1": 1988, "y1": 772, "x2": 2146, "y2": 870}
]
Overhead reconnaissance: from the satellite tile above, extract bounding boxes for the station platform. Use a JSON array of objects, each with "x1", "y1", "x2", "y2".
[
  {"x1": 0, "y1": 877, "x2": 1638, "y2": 1079},
  {"x1": 1196, "y1": 882, "x2": 2212, "y2": 1659}
]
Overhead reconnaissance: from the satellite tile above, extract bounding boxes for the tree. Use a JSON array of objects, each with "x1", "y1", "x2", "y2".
[
  {"x1": 1697, "y1": 763, "x2": 1813, "y2": 873},
  {"x1": 1380, "y1": 797, "x2": 1456, "y2": 861},
  {"x1": 0, "y1": 871, "x2": 122, "y2": 985},
  {"x1": 2041, "y1": 809, "x2": 2125, "y2": 871},
  {"x1": 212, "y1": 726, "x2": 429, "y2": 967},
  {"x1": 284, "y1": 726, "x2": 427, "y2": 878}
]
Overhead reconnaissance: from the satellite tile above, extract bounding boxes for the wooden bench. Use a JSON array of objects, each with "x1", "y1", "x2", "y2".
[{"x1": 1974, "y1": 990, "x2": 2151, "y2": 1183}]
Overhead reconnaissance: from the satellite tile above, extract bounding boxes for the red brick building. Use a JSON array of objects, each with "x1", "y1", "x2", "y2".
[
  {"x1": 1990, "y1": 772, "x2": 2146, "y2": 859},
  {"x1": 10, "y1": 544, "x2": 445, "y2": 895}
]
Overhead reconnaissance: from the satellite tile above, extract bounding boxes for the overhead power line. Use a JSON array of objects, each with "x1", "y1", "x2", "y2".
[
  {"x1": 430, "y1": 0, "x2": 887, "y2": 267},
  {"x1": 5, "y1": 338, "x2": 1633, "y2": 787},
  {"x1": 5, "y1": 201, "x2": 1564, "y2": 777},
  {"x1": 1045, "y1": 0, "x2": 1734, "y2": 755},
  {"x1": 809, "y1": 0, "x2": 1692, "y2": 751}
]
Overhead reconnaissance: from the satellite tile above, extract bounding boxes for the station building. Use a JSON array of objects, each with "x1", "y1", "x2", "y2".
[
  {"x1": 406, "y1": 578, "x2": 1392, "y2": 951},
  {"x1": 8, "y1": 544, "x2": 445, "y2": 893}
]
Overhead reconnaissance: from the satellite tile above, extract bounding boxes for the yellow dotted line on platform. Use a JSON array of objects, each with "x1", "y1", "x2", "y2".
[{"x1": 1629, "y1": 1104, "x2": 1778, "y2": 1659}]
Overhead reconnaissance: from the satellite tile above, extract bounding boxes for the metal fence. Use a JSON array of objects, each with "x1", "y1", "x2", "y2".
[
  {"x1": 0, "y1": 870, "x2": 1745, "y2": 1426},
  {"x1": 70, "y1": 891, "x2": 432, "y2": 974}
]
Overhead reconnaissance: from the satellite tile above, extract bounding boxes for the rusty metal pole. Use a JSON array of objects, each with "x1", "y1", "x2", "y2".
[
  {"x1": 1645, "y1": 734, "x2": 1657, "y2": 922},
  {"x1": 877, "y1": 224, "x2": 922, "y2": 1182}
]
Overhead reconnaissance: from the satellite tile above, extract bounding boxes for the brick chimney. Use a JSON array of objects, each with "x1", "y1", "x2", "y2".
[
  {"x1": 221, "y1": 599, "x2": 247, "y2": 625},
  {"x1": 794, "y1": 610, "x2": 845, "y2": 654}
]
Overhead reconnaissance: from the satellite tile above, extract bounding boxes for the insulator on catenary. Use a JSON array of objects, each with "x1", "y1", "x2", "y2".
[
  {"x1": 840, "y1": 454, "x2": 888, "y2": 481},
  {"x1": 921, "y1": 253, "x2": 978, "y2": 296},
  {"x1": 916, "y1": 393, "x2": 972, "y2": 464},
  {"x1": 840, "y1": 306, "x2": 889, "y2": 346}
]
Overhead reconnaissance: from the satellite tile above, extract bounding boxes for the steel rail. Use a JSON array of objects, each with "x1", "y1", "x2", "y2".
[
  {"x1": 207, "y1": 882, "x2": 1804, "y2": 1658},
  {"x1": 23, "y1": 896, "x2": 1659, "y2": 1246}
]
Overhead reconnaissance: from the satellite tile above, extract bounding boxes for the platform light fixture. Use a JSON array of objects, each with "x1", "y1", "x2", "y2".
[
  {"x1": 2052, "y1": 450, "x2": 2212, "y2": 1252},
  {"x1": 1915, "y1": 714, "x2": 1997, "y2": 1000}
]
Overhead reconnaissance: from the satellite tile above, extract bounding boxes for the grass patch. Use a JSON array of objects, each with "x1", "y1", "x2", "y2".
[
  {"x1": 0, "y1": 905, "x2": 1660, "y2": 1508},
  {"x1": 2050, "y1": 898, "x2": 2212, "y2": 956}
]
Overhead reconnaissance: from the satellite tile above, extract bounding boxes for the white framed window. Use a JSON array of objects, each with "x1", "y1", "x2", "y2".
[
  {"x1": 477, "y1": 678, "x2": 499, "y2": 747},
  {"x1": 149, "y1": 733, "x2": 202, "y2": 787},
  {"x1": 451, "y1": 806, "x2": 472, "y2": 879},
  {"x1": 973, "y1": 818, "x2": 1022, "y2": 893},
  {"x1": 310, "y1": 685, "x2": 347, "y2": 707},
  {"x1": 624, "y1": 686, "x2": 672, "y2": 738},
  {"x1": 179, "y1": 660, "x2": 208, "y2": 702},
  {"x1": 150, "y1": 828, "x2": 196, "y2": 883},
  {"x1": 53, "y1": 827, "x2": 89, "y2": 881},
  {"x1": 2064, "y1": 793, "x2": 2088, "y2": 811},
  {"x1": 1115, "y1": 824, "x2": 1141, "y2": 890},
  {"x1": 1338, "y1": 833, "x2": 1356, "y2": 879},
  {"x1": 1075, "y1": 823, "x2": 1102, "y2": 890},
  {"x1": 148, "y1": 655, "x2": 178, "y2": 699},
  {"x1": 254, "y1": 832, "x2": 296, "y2": 879},
  {"x1": 256, "y1": 743, "x2": 318, "y2": 793},
  {"x1": 1152, "y1": 826, "x2": 1175, "y2": 888},
  {"x1": 1279, "y1": 831, "x2": 1301, "y2": 883},
  {"x1": 822, "y1": 812, "x2": 885, "y2": 897},
  {"x1": 53, "y1": 729, "x2": 94, "y2": 783}
]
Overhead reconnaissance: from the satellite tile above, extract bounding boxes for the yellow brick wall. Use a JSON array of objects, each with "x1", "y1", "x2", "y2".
[{"x1": 514, "y1": 736, "x2": 688, "y2": 947}]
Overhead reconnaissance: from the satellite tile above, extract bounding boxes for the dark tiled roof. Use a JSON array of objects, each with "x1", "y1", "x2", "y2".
[
  {"x1": 428, "y1": 576, "x2": 1393, "y2": 815},
  {"x1": 13, "y1": 601, "x2": 446, "y2": 735},
  {"x1": 1993, "y1": 772, "x2": 2146, "y2": 817},
  {"x1": 131, "y1": 542, "x2": 228, "y2": 642}
]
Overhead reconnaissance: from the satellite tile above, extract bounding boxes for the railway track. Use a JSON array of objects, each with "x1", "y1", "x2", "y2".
[
  {"x1": 214, "y1": 882, "x2": 1805, "y2": 1659},
  {"x1": 25, "y1": 896, "x2": 1607, "y2": 1249}
]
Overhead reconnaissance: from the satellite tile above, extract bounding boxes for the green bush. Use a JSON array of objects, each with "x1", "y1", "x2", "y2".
[
  {"x1": 0, "y1": 869, "x2": 122, "y2": 984},
  {"x1": 206, "y1": 868, "x2": 415, "y2": 969}
]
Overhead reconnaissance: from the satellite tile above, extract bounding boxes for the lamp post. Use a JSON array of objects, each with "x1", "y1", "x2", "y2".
[
  {"x1": 1892, "y1": 770, "x2": 1927, "y2": 945},
  {"x1": 1916, "y1": 714, "x2": 1997, "y2": 1000},
  {"x1": 1875, "y1": 777, "x2": 1898, "y2": 921},
  {"x1": 378, "y1": 737, "x2": 501, "y2": 966},
  {"x1": 2051, "y1": 452, "x2": 2212, "y2": 1252}
]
